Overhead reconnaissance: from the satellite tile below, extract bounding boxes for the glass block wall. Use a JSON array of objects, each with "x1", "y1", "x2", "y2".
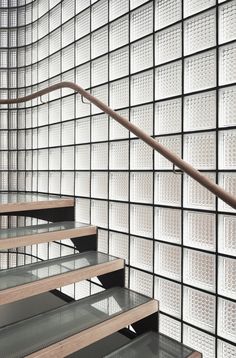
[{"x1": 0, "y1": 0, "x2": 236, "y2": 356}]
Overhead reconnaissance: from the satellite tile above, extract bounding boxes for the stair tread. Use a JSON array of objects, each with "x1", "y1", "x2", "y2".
[{"x1": 0, "y1": 287, "x2": 157, "y2": 358}]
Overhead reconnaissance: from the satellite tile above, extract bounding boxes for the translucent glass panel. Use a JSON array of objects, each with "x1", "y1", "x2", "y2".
[
  {"x1": 130, "y1": 236, "x2": 153, "y2": 272},
  {"x1": 155, "y1": 208, "x2": 181, "y2": 244},
  {"x1": 130, "y1": 2, "x2": 153, "y2": 42},
  {"x1": 131, "y1": 36, "x2": 153, "y2": 73},
  {"x1": 155, "y1": 24, "x2": 182, "y2": 65},
  {"x1": 130, "y1": 172, "x2": 153, "y2": 203},
  {"x1": 109, "y1": 16, "x2": 129, "y2": 51},
  {"x1": 219, "y1": 86, "x2": 236, "y2": 127},
  {"x1": 155, "y1": 173, "x2": 182, "y2": 207},
  {"x1": 218, "y1": 298, "x2": 236, "y2": 342},
  {"x1": 219, "y1": 1, "x2": 236, "y2": 44},
  {"x1": 155, "y1": 277, "x2": 181, "y2": 318},
  {"x1": 155, "y1": 242, "x2": 181, "y2": 281},
  {"x1": 130, "y1": 204, "x2": 153, "y2": 238},
  {"x1": 218, "y1": 214, "x2": 236, "y2": 256},
  {"x1": 155, "y1": 98, "x2": 182, "y2": 135},
  {"x1": 183, "y1": 325, "x2": 215, "y2": 358},
  {"x1": 109, "y1": 47, "x2": 129, "y2": 81},
  {"x1": 131, "y1": 70, "x2": 153, "y2": 105},
  {"x1": 109, "y1": 172, "x2": 129, "y2": 201},
  {"x1": 219, "y1": 43, "x2": 236, "y2": 85},
  {"x1": 156, "y1": 61, "x2": 182, "y2": 100},
  {"x1": 109, "y1": 202, "x2": 128, "y2": 233},
  {"x1": 219, "y1": 129, "x2": 236, "y2": 169},
  {"x1": 155, "y1": 0, "x2": 181, "y2": 30}
]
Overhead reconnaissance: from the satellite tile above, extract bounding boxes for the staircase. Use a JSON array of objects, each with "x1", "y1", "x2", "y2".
[{"x1": 0, "y1": 192, "x2": 201, "y2": 357}]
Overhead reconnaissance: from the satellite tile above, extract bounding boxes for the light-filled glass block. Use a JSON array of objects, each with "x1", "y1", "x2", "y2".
[
  {"x1": 130, "y1": 104, "x2": 153, "y2": 137},
  {"x1": 76, "y1": 117, "x2": 90, "y2": 144},
  {"x1": 109, "y1": 47, "x2": 129, "y2": 81},
  {"x1": 155, "y1": 98, "x2": 182, "y2": 135},
  {"x1": 131, "y1": 36, "x2": 153, "y2": 73},
  {"x1": 130, "y1": 268, "x2": 153, "y2": 297},
  {"x1": 219, "y1": 85, "x2": 236, "y2": 128},
  {"x1": 91, "y1": 85, "x2": 108, "y2": 115},
  {"x1": 109, "y1": 232, "x2": 129, "y2": 264},
  {"x1": 91, "y1": 26, "x2": 108, "y2": 59},
  {"x1": 155, "y1": 173, "x2": 182, "y2": 207},
  {"x1": 62, "y1": 121, "x2": 74, "y2": 146},
  {"x1": 130, "y1": 204, "x2": 153, "y2": 238},
  {"x1": 155, "y1": 277, "x2": 181, "y2": 318},
  {"x1": 218, "y1": 173, "x2": 236, "y2": 212},
  {"x1": 91, "y1": 0, "x2": 108, "y2": 31},
  {"x1": 130, "y1": 172, "x2": 153, "y2": 203},
  {"x1": 218, "y1": 298, "x2": 236, "y2": 342},
  {"x1": 183, "y1": 325, "x2": 215, "y2": 358},
  {"x1": 155, "y1": 208, "x2": 181, "y2": 244},
  {"x1": 218, "y1": 214, "x2": 236, "y2": 256},
  {"x1": 109, "y1": 172, "x2": 129, "y2": 201},
  {"x1": 109, "y1": 0, "x2": 129, "y2": 21},
  {"x1": 130, "y1": 2, "x2": 153, "y2": 42},
  {"x1": 62, "y1": 147, "x2": 74, "y2": 170},
  {"x1": 75, "y1": 172, "x2": 90, "y2": 197},
  {"x1": 130, "y1": 236, "x2": 153, "y2": 272},
  {"x1": 155, "y1": 0, "x2": 181, "y2": 30},
  {"x1": 91, "y1": 143, "x2": 108, "y2": 170},
  {"x1": 184, "y1": 0, "x2": 215, "y2": 18},
  {"x1": 97, "y1": 229, "x2": 108, "y2": 254},
  {"x1": 131, "y1": 70, "x2": 153, "y2": 105},
  {"x1": 219, "y1": 43, "x2": 236, "y2": 85},
  {"x1": 75, "y1": 198, "x2": 90, "y2": 224},
  {"x1": 219, "y1": 1, "x2": 236, "y2": 44},
  {"x1": 91, "y1": 172, "x2": 108, "y2": 199},
  {"x1": 159, "y1": 314, "x2": 181, "y2": 342},
  {"x1": 155, "y1": 242, "x2": 181, "y2": 281},
  {"x1": 184, "y1": 50, "x2": 216, "y2": 93},
  {"x1": 109, "y1": 15, "x2": 129, "y2": 51},
  {"x1": 155, "y1": 135, "x2": 181, "y2": 170},
  {"x1": 109, "y1": 201, "x2": 128, "y2": 233},
  {"x1": 130, "y1": 139, "x2": 153, "y2": 170},
  {"x1": 91, "y1": 200, "x2": 108, "y2": 228},
  {"x1": 155, "y1": 24, "x2": 182, "y2": 65},
  {"x1": 61, "y1": 172, "x2": 74, "y2": 196},
  {"x1": 218, "y1": 339, "x2": 236, "y2": 358},
  {"x1": 184, "y1": 287, "x2": 216, "y2": 332},
  {"x1": 219, "y1": 130, "x2": 236, "y2": 169},
  {"x1": 109, "y1": 141, "x2": 129, "y2": 170},
  {"x1": 155, "y1": 61, "x2": 182, "y2": 100},
  {"x1": 110, "y1": 78, "x2": 129, "y2": 109},
  {"x1": 62, "y1": 0, "x2": 74, "y2": 23},
  {"x1": 75, "y1": 145, "x2": 90, "y2": 170},
  {"x1": 91, "y1": 55, "x2": 108, "y2": 86},
  {"x1": 218, "y1": 256, "x2": 236, "y2": 300},
  {"x1": 76, "y1": 36, "x2": 90, "y2": 66},
  {"x1": 76, "y1": 9, "x2": 90, "y2": 40}
]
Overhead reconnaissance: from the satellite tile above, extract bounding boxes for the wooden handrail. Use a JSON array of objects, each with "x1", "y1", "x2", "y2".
[{"x1": 0, "y1": 81, "x2": 235, "y2": 210}]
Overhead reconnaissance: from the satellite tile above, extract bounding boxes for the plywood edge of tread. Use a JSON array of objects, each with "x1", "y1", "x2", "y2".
[
  {"x1": 0, "y1": 198, "x2": 74, "y2": 213},
  {"x1": 0, "y1": 258, "x2": 124, "y2": 305},
  {"x1": 26, "y1": 299, "x2": 159, "y2": 358}
]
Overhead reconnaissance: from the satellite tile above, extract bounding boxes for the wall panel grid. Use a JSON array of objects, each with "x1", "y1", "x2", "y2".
[{"x1": 0, "y1": 0, "x2": 236, "y2": 356}]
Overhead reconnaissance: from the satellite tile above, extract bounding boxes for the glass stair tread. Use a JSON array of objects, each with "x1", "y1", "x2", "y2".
[
  {"x1": 104, "y1": 331, "x2": 201, "y2": 358},
  {"x1": 0, "y1": 287, "x2": 158, "y2": 358},
  {"x1": 0, "y1": 251, "x2": 124, "y2": 305},
  {"x1": 0, "y1": 221, "x2": 96, "y2": 250}
]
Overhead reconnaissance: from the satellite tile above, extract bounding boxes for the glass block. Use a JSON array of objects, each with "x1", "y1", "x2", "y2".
[
  {"x1": 76, "y1": 63, "x2": 90, "y2": 89},
  {"x1": 184, "y1": 0, "x2": 216, "y2": 18},
  {"x1": 155, "y1": 277, "x2": 181, "y2": 318},
  {"x1": 109, "y1": 47, "x2": 129, "y2": 81},
  {"x1": 49, "y1": 100, "x2": 61, "y2": 124},
  {"x1": 130, "y1": 104, "x2": 153, "y2": 138},
  {"x1": 62, "y1": 45, "x2": 74, "y2": 72},
  {"x1": 130, "y1": 236, "x2": 153, "y2": 272},
  {"x1": 155, "y1": 208, "x2": 181, "y2": 244},
  {"x1": 155, "y1": 135, "x2": 181, "y2": 170},
  {"x1": 184, "y1": 50, "x2": 216, "y2": 93},
  {"x1": 155, "y1": 24, "x2": 182, "y2": 65},
  {"x1": 76, "y1": 36, "x2": 90, "y2": 66},
  {"x1": 76, "y1": 0, "x2": 90, "y2": 14},
  {"x1": 184, "y1": 173, "x2": 216, "y2": 210},
  {"x1": 159, "y1": 314, "x2": 181, "y2": 342},
  {"x1": 38, "y1": 127, "x2": 49, "y2": 148},
  {"x1": 75, "y1": 198, "x2": 90, "y2": 224},
  {"x1": 155, "y1": 173, "x2": 182, "y2": 207},
  {"x1": 62, "y1": 0, "x2": 74, "y2": 23},
  {"x1": 130, "y1": 139, "x2": 153, "y2": 170},
  {"x1": 184, "y1": 287, "x2": 216, "y2": 332},
  {"x1": 49, "y1": 53, "x2": 61, "y2": 78},
  {"x1": 109, "y1": 141, "x2": 129, "y2": 170},
  {"x1": 109, "y1": 0, "x2": 129, "y2": 21},
  {"x1": 0, "y1": 151, "x2": 8, "y2": 170},
  {"x1": 184, "y1": 9, "x2": 216, "y2": 56},
  {"x1": 75, "y1": 172, "x2": 90, "y2": 197},
  {"x1": 91, "y1": 85, "x2": 108, "y2": 115},
  {"x1": 155, "y1": 242, "x2": 181, "y2": 281},
  {"x1": 218, "y1": 214, "x2": 236, "y2": 256},
  {"x1": 110, "y1": 78, "x2": 129, "y2": 109},
  {"x1": 155, "y1": 61, "x2": 182, "y2": 100},
  {"x1": 155, "y1": 0, "x2": 181, "y2": 30},
  {"x1": 91, "y1": 0, "x2": 108, "y2": 31},
  {"x1": 38, "y1": 172, "x2": 48, "y2": 193},
  {"x1": 91, "y1": 143, "x2": 108, "y2": 170},
  {"x1": 62, "y1": 96, "x2": 74, "y2": 122},
  {"x1": 218, "y1": 298, "x2": 236, "y2": 342},
  {"x1": 218, "y1": 256, "x2": 236, "y2": 300},
  {"x1": 130, "y1": 204, "x2": 153, "y2": 238},
  {"x1": 91, "y1": 114, "x2": 108, "y2": 142},
  {"x1": 131, "y1": 36, "x2": 153, "y2": 73},
  {"x1": 76, "y1": 9, "x2": 90, "y2": 40},
  {"x1": 91, "y1": 200, "x2": 108, "y2": 228},
  {"x1": 219, "y1": 43, "x2": 236, "y2": 85},
  {"x1": 91, "y1": 172, "x2": 108, "y2": 199},
  {"x1": 219, "y1": 1, "x2": 236, "y2": 44},
  {"x1": 109, "y1": 232, "x2": 129, "y2": 264},
  {"x1": 62, "y1": 19, "x2": 74, "y2": 47},
  {"x1": 75, "y1": 145, "x2": 90, "y2": 170},
  {"x1": 62, "y1": 147, "x2": 74, "y2": 170},
  {"x1": 76, "y1": 117, "x2": 90, "y2": 144},
  {"x1": 155, "y1": 98, "x2": 182, "y2": 135},
  {"x1": 62, "y1": 121, "x2": 74, "y2": 146},
  {"x1": 49, "y1": 172, "x2": 60, "y2": 194},
  {"x1": 130, "y1": 268, "x2": 153, "y2": 297},
  {"x1": 91, "y1": 55, "x2": 108, "y2": 86},
  {"x1": 91, "y1": 26, "x2": 108, "y2": 59},
  {"x1": 130, "y1": 172, "x2": 153, "y2": 204},
  {"x1": 130, "y1": 2, "x2": 153, "y2": 42},
  {"x1": 218, "y1": 173, "x2": 236, "y2": 212},
  {"x1": 49, "y1": 124, "x2": 61, "y2": 147},
  {"x1": 109, "y1": 201, "x2": 128, "y2": 233},
  {"x1": 183, "y1": 325, "x2": 215, "y2": 358},
  {"x1": 109, "y1": 172, "x2": 129, "y2": 201},
  {"x1": 97, "y1": 229, "x2": 108, "y2": 254},
  {"x1": 219, "y1": 85, "x2": 236, "y2": 128},
  {"x1": 109, "y1": 15, "x2": 129, "y2": 51},
  {"x1": 218, "y1": 339, "x2": 236, "y2": 358},
  {"x1": 219, "y1": 129, "x2": 236, "y2": 169},
  {"x1": 131, "y1": 70, "x2": 153, "y2": 105}
]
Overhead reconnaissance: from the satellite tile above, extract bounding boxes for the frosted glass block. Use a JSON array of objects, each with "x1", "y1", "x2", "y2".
[
  {"x1": 38, "y1": 128, "x2": 49, "y2": 148},
  {"x1": 110, "y1": 78, "x2": 129, "y2": 109},
  {"x1": 109, "y1": 15, "x2": 129, "y2": 51},
  {"x1": 155, "y1": 135, "x2": 181, "y2": 170},
  {"x1": 38, "y1": 150, "x2": 49, "y2": 170},
  {"x1": 155, "y1": 208, "x2": 181, "y2": 244},
  {"x1": 62, "y1": 0, "x2": 74, "y2": 23},
  {"x1": 62, "y1": 96, "x2": 74, "y2": 122},
  {"x1": 76, "y1": 117, "x2": 90, "y2": 144},
  {"x1": 97, "y1": 229, "x2": 108, "y2": 254},
  {"x1": 49, "y1": 53, "x2": 61, "y2": 78},
  {"x1": 156, "y1": 61, "x2": 182, "y2": 100},
  {"x1": 38, "y1": 172, "x2": 48, "y2": 192},
  {"x1": 130, "y1": 204, "x2": 153, "y2": 238},
  {"x1": 130, "y1": 236, "x2": 153, "y2": 272},
  {"x1": 109, "y1": 47, "x2": 129, "y2": 81},
  {"x1": 0, "y1": 151, "x2": 8, "y2": 170},
  {"x1": 155, "y1": 173, "x2": 182, "y2": 207},
  {"x1": 62, "y1": 147, "x2": 74, "y2": 170},
  {"x1": 91, "y1": 143, "x2": 108, "y2": 169},
  {"x1": 130, "y1": 104, "x2": 153, "y2": 138},
  {"x1": 91, "y1": 200, "x2": 108, "y2": 228},
  {"x1": 219, "y1": 130, "x2": 236, "y2": 169},
  {"x1": 219, "y1": 43, "x2": 236, "y2": 85},
  {"x1": 62, "y1": 121, "x2": 74, "y2": 146},
  {"x1": 184, "y1": 211, "x2": 215, "y2": 251},
  {"x1": 131, "y1": 70, "x2": 153, "y2": 105},
  {"x1": 131, "y1": 36, "x2": 153, "y2": 73},
  {"x1": 155, "y1": 24, "x2": 182, "y2": 65},
  {"x1": 0, "y1": 9, "x2": 8, "y2": 27},
  {"x1": 218, "y1": 214, "x2": 236, "y2": 256},
  {"x1": 62, "y1": 171, "x2": 74, "y2": 195},
  {"x1": 109, "y1": 0, "x2": 129, "y2": 21},
  {"x1": 218, "y1": 173, "x2": 236, "y2": 212},
  {"x1": 109, "y1": 172, "x2": 129, "y2": 201},
  {"x1": 109, "y1": 201, "x2": 128, "y2": 233},
  {"x1": 184, "y1": 50, "x2": 216, "y2": 93},
  {"x1": 218, "y1": 256, "x2": 236, "y2": 300},
  {"x1": 91, "y1": 85, "x2": 108, "y2": 115},
  {"x1": 130, "y1": 268, "x2": 153, "y2": 297},
  {"x1": 155, "y1": 99, "x2": 182, "y2": 135},
  {"x1": 75, "y1": 145, "x2": 90, "y2": 170},
  {"x1": 49, "y1": 172, "x2": 60, "y2": 194},
  {"x1": 109, "y1": 141, "x2": 129, "y2": 170},
  {"x1": 218, "y1": 340, "x2": 236, "y2": 358},
  {"x1": 62, "y1": 45, "x2": 74, "y2": 72},
  {"x1": 183, "y1": 325, "x2": 215, "y2": 358},
  {"x1": 184, "y1": 0, "x2": 215, "y2": 17},
  {"x1": 184, "y1": 173, "x2": 216, "y2": 210},
  {"x1": 184, "y1": 9, "x2": 216, "y2": 56},
  {"x1": 76, "y1": 9, "x2": 90, "y2": 40},
  {"x1": 91, "y1": 172, "x2": 108, "y2": 199},
  {"x1": 91, "y1": 27, "x2": 108, "y2": 59},
  {"x1": 159, "y1": 314, "x2": 181, "y2": 342},
  {"x1": 130, "y1": 139, "x2": 153, "y2": 170},
  {"x1": 130, "y1": 2, "x2": 153, "y2": 42},
  {"x1": 50, "y1": 30, "x2": 61, "y2": 55},
  {"x1": 155, "y1": 242, "x2": 181, "y2": 281},
  {"x1": 91, "y1": 0, "x2": 108, "y2": 30},
  {"x1": 0, "y1": 172, "x2": 8, "y2": 191},
  {"x1": 219, "y1": 1, "x2": 236, "y2": 44},
  {"x1": 130, "y1": 172, "x2": 153, "y2": 203},
  {"x1": 76, "y1": 36, "x2": 90, "y2": 66},
  {"x1": 92, "y1": 55, "x2": 108, "y2": 86},
  {"x1": 0, "y1": 131, "x2": 8, "y2": 150},
  {"x1": 75, "y1": 172, "x2": 90, "y2": 197},
  {"x1": 218, "y1": 298, "x2": 236, "y2": 342},
  {"x1": 76, "y1": 0, "x2": 90, "y2": 14},
  {"x1": 155, "y1": 277, "x2": 181, "y2": 318},
  {"x1": 155, "y1": 0, "x2": 181, "y2": 30},
  {"x1": 91, "y1": 114, "x2": 108, "y2": 142},
  {"x1": 109, "y1": 232, "x2": 129, "y2": 263},
  {"x1": 184, "y1": 287, "x2": 215, "y2": 332},
  {"x1": 219, "y1": 86, "x2": 236, "y2": 128},
  {"x1": 49, "y1": 124, "x2": 61, "y2": 147},
  {"x1": 75, "y1": 198, "x2": 90, "y2": 224},
  {"x1": 76, "y1": 63, "x2": 90, "y2": 89}
]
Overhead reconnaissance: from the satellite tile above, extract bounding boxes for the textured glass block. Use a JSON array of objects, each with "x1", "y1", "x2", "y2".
[
  {"x1": 184, "y1": 0, "x2": 215, "y2": 18},
  {"x1": 0, "y1": 131, "x2": 8, "y2": 150},
  {"x1": 62, "y1": 147, "x2": 74, "y2": 170},
  {"x1": 76, "y1": 36, "x2": 90, "y2": 66},
  {"x1": 110, "y1": 78, "x2": 129, "y2": 109},
  {"x1": 130, "y1": 104, "x2": 153, "y2": 138},
  {"x1": 219, "y1": 1, "x2": 236, "y2": 44},
  {"x1": 159, "y1": 314, "x2": 181, "y2": 342},
  {"x1": 49, "y1": 53, "x2": 61, "y2": 78},
  {"x1": 75, "y1": 172, "x2": 90, "y2": 197},
  {"x1": 91, "y1": 143, "x2": 108, "y2": 170},
  {"x1": 184, "y1": 287, "x2": 216, "y2": 332},
  {"x1": 62, "y1": 20, "x2": 74, "y2": 47},
  {"x1": 62, "y1": 96, "x2": 74, "y2": 121},
  {"x1": 76, "y1": 63, "x2": 90, "y2": 89},
  {"x1": 130, "y1": 268, "x2": 153, "y2": 297},
  {"x1": 109, "y1": 201, "x2": 128, "y2": 233},
  {"x1": 62, "y1": 0, "x2": 74, "y2": 23},
  {"x1": 62, "y1": 45, "x2": 74, "y2": 72},
  {"x1": 91, "y1": 0, "x2": 108, "y2": 31},
  {"x1": 184, "y1": 9, "x2": 216, "y2": 56},
  {"x1": 218, "y1": 340, "x2": 236, "y2": 358},
  {"x1": 155, "y1": 208, "x2": 181, "y2": 244},
  {"x1": 130, "y1": 139, "x2": 153, "y2": 170},
  {"x1": 155, "y1": 24, "x2": 182, "y2": 65},
  {"x1": 91, "y1": 200, "x2": 108, "y2": 228},
  {"x1": 218, "y1": 214, "x2": 236, "y2": 256},
  {"x1": 219, "y1": 43, "x2": 236, "y2": 85},
  {"x1": 76, "y1": 9, "x2": 90, "y2": 40},
  {"x1": 131, "y1": 36, "x2": 153, "y2": 73},
  {"x1": 155, "y1": 277, "x2": 181, "y2": 318},
  {"x1": 49, "y1": 124, "x2": 60, "y2": 147},
  {"x1": 75, "y1": 198, "x2": 90, "y2": 224},
  {"x1": 91, "y1": 55, "x2": 108, "y2": 86},
  {"x1": 155, "y1": 173, "x2": 182, "y2": 207},
  {"x1": 218, "y1": 256, "x2": 236, "y2": 300},
  {"x1": 75, "y1": 145, "x2": 90, "y2": 170},
  {"x1": 91, "y1": 114, "x2": 108, "y2": 142},
  {"x1": 184, "y1": 173, "x2": 216, "y2": 210},
  {"x1": 61, "y1": 122, "x2": 74, "y2": 146},
  {"x1": 38, "y1": 172, "x2": 48, "y2": 193},
  {"x1": 155, "y1": 61, "x2": 182, "y2": 100},
  {"x1": 109, "y1": 232, "x2": 129, "y2": 264},
  {"x1": 218, "y1": 173, "x2": 236, "y2": 212},
  {"x1": 109, "y1": 0, "x2": 129, "y2": 21},
  {"x1": 49, "y1": 172, "x2": 60, "y2": 194},
  {"x1": 155, "y1": 135, "x2": 181, "y2": 170},
  {"x1": 130, "y1": 172, "x2": 153, "y2": 204},
  {"x1": 76, "y1": 117, "x2": 90, "y2": 144},
  {"x1": 91, "y1": 85, "x2": 108, "y2": 115},
  {"x1": 184, "y1": 50, "x2": 216, "y2": 93},
  {"x1": 183, "y1": 325, "x2": 215, "y2": 358},
  {"x1": 130, "y1": 2, "x2": 153, "y2": 42},
  {"x1": 155, "y1": 0, "x2": 181, "y2": 30},
  {"x1": 97, "y1": 229, "x2": 108, "y2": 254},
  {"x1": 76, "y1": 0, "x2": 90, "y2": 14},
  {"x1": 109, "y1": 141, "x2": 129, "y2": 170},
  {"x1": 130, "y1": 236, "x2": 153, "y2": 272},
  {"x1": 219, "y1": 86, "x2": 236, "y2": 127},
  {"x1": 109, "y1": 47, "x2": 129, "y2": 81},
  {"x1": 91, "y1": 26, "x2": 108, "y2": 59},
  {"x1": 184, "y1": 211, "x2": 215, "y2": 251},
  {"x1": 131, "y1": 70, "x2": 153, "y2": 105},
  {"x1": 219, "y1": 130, "x2": 236, "y2": 169},
  {"x1": 109, "y1": 15, "x2": 129, "y2": 51},
  {"x1": 155, "y1": 242, "x2": 181, "y2": 281},
  {"x1": 155, "y1": 98, "x2": 182, "y2": 135},
  {"x1": 91, "y1": 172, "x2": 108, "y2": 199},
  {"x1": 130, "y1": 204, "x2": 153, "y2": 238},
  {"x1": 218, "y1": 298, "x2": 236, "y2": 342},
  {"x1": 109, "y1": 172, "x2": 129, "y2": 201}
]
